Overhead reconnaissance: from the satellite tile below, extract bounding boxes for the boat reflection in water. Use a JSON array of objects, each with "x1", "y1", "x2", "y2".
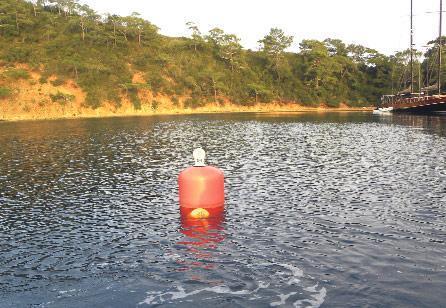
[
  {"x1": 377, "y1": 113, "x2": 446, "y2": 135},
  {"x1": 176, "y1": 207, "x2": 225, "y2": 274}
]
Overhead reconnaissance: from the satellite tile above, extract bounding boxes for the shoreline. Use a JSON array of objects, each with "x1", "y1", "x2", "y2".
[
  {"x1": 0, "y1": 105, "x2": 374, "y2": 122},
  {"x1": 0, "y1": 66, "x2": 374, "y2": 123}
]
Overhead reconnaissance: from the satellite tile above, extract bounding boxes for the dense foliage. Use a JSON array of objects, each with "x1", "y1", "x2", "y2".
[{"x1": 0, "y1": 0, "x2": 443, "y2": 108}]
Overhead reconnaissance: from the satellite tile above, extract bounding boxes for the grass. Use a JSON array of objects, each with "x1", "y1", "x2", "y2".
[
  {"x1": 50, "y1": 78, "x2": 66, "y2": 86},
  {"x1": 50, "y1": 91, "x2": 75, "y2": 105},
  {"x1": 3, "y1": 69, "x2": 30, "y2": 80},
  {"x1": 0, "y1": 87, "x2": 12, "y2": 99}
]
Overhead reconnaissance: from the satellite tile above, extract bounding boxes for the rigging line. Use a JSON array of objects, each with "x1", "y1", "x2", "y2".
[
  {"x1": 396, "y1": 55, "x2": 410, "y2": 91},
  {"x1": 410, "y1": 0, "x2": 414, "y2": 93},
  {"x1": 439, "y1": 0, "x2": 443, "y2": 94},
  {"x1": 399, "y1": 64, "x2": 409, "y2": 92},
  {"x1": 428, "y1": 48, "x2": 439, "y2": 86},
  {"x1": 423, "y1": 46, "x2": 439, "y2": 88},
  {"x1": 395, "y1": 62, "x2": 404, "y2": 92},
  {"x1": 423, "y1": 10, "x2": 446, "y2": 14},
  {"x1": 400, "y1": 11, "x2": 446, "y2": 17},
  {"x1": 405, "y1": 11, "x2": 446, "y2": 17},
  {"x1": 428, "y1": 55, "x2": 434, "y2": 86}
]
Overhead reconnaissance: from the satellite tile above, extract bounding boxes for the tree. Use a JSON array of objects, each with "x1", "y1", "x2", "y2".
[
  {"x1": 200, "y1": 69, "x2": 226, "y2": 102},
  {"x1": 186, "y1": 21, "x2": 203, "y2": 52},
  {"x1": 0, "y1": 0, "x2": 390, "y2": 109},
  {"x1": 207, "y1": 28, "x2": 243, "y2": 73},
  {"x1": 29, "y1": 0, "x2": 39, "y2": 16},
  {"x1": 258, "y1": 28, "x2": 293, "y2": 77},
  {"x1": 65, "y1": 0, "x2": 79, "y2": 17},
  {"x1": 324, "y1": 38, "x2": 348, "y2": 56},
  {"x1": 75, "y1": 3, "x2": 99, "y2": 41},
  {"x1": 299, "y1": 39, "x2": 351, "y2": 104},
  {"x1": 422, "y1": 37, "x2": 446, "y2": 91},
  {"x1": 105, "y1": 14, "x2": 119, "y2": 47},
  {"x1": 0, "y1": 1, "x2": 16, "y2": 37},
  {"x1": 126, "y1": 12, "x2": 158, "y2": 46},
  {"x1": 48, "y1": 0, "x2": 63, "y2": 15},
  {"x1": 347, "y1": 44, "x2": 379, "y2": 66},
  {"x1": 258, "y1": 27, "x2": 293, "y2": 101}
]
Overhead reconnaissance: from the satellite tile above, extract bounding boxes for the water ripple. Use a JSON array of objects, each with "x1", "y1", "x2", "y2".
[{"x1": 0, "y1": 113, "x2": 445, "y2": 307}]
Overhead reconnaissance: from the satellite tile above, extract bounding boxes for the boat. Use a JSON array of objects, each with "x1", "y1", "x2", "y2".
[
  {"x1": 378, "y1": 0, "x2": 445, "y2": 113},
  {"x1": 373, "y1": 107, "x2": 394, "y2": 114}
]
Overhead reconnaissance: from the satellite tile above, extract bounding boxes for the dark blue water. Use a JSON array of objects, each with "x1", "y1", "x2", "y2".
[{"x1": 0, "y1": 112, "x2": 445, "y2": 307}]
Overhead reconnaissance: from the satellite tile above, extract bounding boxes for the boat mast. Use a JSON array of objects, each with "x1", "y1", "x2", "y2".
[
  {"x1": 438, "y1": 0, "x2": 443, "y2": 95},
  {"x1": 410, "y1": 0, "x2": 414, "y2": 94}
]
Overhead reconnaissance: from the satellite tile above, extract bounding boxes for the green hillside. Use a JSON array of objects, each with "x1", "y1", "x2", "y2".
[{"x1": 0, "y1": 0, "x2": 441, "y2": 109}]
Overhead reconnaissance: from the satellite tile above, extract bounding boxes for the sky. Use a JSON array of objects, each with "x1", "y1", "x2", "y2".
[{"x1": 81, "y1": 0, "x2": 442, "y2": 55}]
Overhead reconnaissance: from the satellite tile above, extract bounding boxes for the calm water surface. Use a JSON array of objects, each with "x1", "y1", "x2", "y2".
[{"x1": 0, "y1": 112, "x2": 445, "y2": 307}]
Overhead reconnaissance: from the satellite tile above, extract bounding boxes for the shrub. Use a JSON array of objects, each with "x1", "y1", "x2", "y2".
[
  {"x1": 106, "y1": 91, "x2": 122, "y2": 108},
  {"x1": 151, "y1": 100, "x2": 160, "y2": 111},
  {"x1": 127, "y1": 88, "x2": 141, "y2": 110},
  {"x1": 3, "y1": 69, "x2": 30, "y2": 80},
  {"x1": 84, "y1": 92, "x2": 101, "y2": 109},
  {"x1": 184, "y1": 97, "x2": 203, "y2": 109},
  {"x1": 120, "y1": 83, "x2": 148, "y2": 110},
  {"x1": 325, "y1": 98, "x2": 340, "y2": 108},
  {"x1": 173, "y1": 84, "x2": 184, "y2": 95},
  {"x1": 39, "y1": 76, "x2": 48, "y2": 84},
  {"x1": 3, "y1": 47, "x2": 32, "y2": 63},
  {"x1": 0, "y1": 87, "x2": 12, "y2": 99},
  {"x1": 163, "y1": 88, "x2": 174, "y2": 96},
  {"x1": 171, "y1": 96, "x2": 179, "y2": 106},
  {"x1": 147, "y1": 74, "x2": 166, "y2": 95},
  {"x1": 120, "y1": 83, "x2": 150, "y2": 91},
  {"x1": 50, "y1": 91, "x2": 75, "y2": 105}
]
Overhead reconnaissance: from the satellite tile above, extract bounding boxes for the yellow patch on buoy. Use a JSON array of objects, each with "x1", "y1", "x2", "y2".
[{"x1": 190, "y1": 208, "x2": 210, "y2": 219}]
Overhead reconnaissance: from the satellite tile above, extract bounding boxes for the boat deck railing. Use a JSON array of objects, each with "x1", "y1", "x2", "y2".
[{"x1": 381, "y1": 94, "x2": 446, "y2": 110}]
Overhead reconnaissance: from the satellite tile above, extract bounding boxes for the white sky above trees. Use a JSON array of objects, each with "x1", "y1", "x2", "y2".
[{"x1": 81, "y1": 0, "x2": 442, "y2": 55}]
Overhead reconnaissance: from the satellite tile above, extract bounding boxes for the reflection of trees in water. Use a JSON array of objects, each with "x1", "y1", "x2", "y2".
[
  {"x1": 176, "y1": 213, "x2": 225, "y2": 275},
  {"x1": 0, "y1": 116, "x2": 162, "y2": 216},
  {"x1": 381, "y1": 114, "x2": 446, "y2": 136}
]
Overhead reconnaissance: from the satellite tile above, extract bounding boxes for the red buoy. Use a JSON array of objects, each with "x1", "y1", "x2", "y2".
[{"x1": 178, "y1": 148, "x2": 224, "y2": 218}]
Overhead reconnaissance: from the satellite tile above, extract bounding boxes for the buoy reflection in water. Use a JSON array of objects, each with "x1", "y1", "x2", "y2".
[{"x1": 177, "y1": 210, "x2": 225, "y2": 272}]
